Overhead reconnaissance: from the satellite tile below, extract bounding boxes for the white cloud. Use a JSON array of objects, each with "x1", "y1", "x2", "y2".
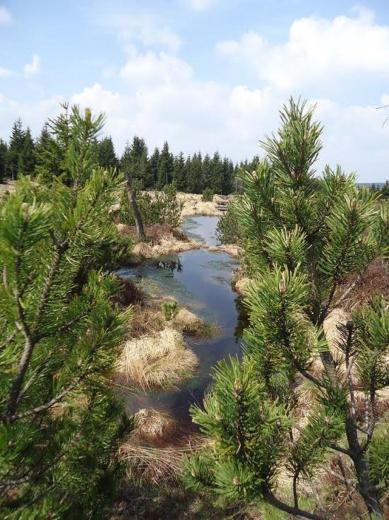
[
  {"x1": 2, "y1": 8, "x2": 389, "y2": 183},
  {"x1": 0, "y1": 6, "x2": 12, "y2": 25},
  {"x1": 0, "y1": 93, "x2": 63, "y2": 137},
  {"x1": 99, "y1": 12, "x2": 181, "y2": 52},
  {"x1": 69, "y1": 67, "x2": 389, "y2": 182},
  {"x1": 217, "y1": 10, "x2": 389, "y2": 90},
  {"x1": 24, "y1": 54, "x2": 41, "y2": 78},
  {"x1": 182, "y1": 0, "x2": 217, "y2": 11},
  {"x1": 119, "y1": 46, "x2": 192, "y2": 85}
]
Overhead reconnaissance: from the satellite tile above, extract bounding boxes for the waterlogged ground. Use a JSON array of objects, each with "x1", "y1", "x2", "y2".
[{"x1": 117, "y1": 216, "x2": 242, "y2": 421}]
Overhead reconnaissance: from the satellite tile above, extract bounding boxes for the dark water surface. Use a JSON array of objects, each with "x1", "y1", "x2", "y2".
[{"x1": 117, "y1": 216, "x2": 241, "y2": 421}]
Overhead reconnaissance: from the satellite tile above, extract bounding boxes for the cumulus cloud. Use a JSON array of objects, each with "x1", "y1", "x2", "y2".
[
  {"x1": 0, "y1": 6, "x2": 11, "y2": 25},
  {"x1": 24, "y1": 54, "x2": 41, "y2": 78},
  {"x1": 217, "y1": 9, "x2": 389, "y2": 90},
  {"x1": 119, "y1": 46, "x2": 192, "y2": 85},
  {"x1": 2, "y1": 9, "x2": 389, "y2": 182},
  {"x1": 69, "y1": 69, "x2": 389, "y2": 182}
]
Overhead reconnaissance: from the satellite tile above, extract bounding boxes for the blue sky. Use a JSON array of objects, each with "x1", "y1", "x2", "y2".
[{"x1": 0, "y1": 0, "x2": 389, "y2": 181}]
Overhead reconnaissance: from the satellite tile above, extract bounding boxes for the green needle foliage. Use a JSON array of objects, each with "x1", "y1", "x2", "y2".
[
  {"x1": 0, "y1": 106, "x2": 132, "y2": 518},
  {"x1": 184, "y1": 99, "x2": 388, "y2": 519}
]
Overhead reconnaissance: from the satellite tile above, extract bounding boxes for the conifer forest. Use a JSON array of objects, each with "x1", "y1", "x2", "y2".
[{"x1": 0, "y1": 2, "x2": 388, "y2": 520}]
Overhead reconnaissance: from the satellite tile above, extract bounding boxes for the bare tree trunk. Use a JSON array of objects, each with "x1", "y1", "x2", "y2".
[{"x1": 125, "y1": 171, "x2": 146, "y2": 241}]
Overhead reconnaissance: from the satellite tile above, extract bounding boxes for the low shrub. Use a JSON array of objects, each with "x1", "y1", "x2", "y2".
[
  {"x1": 120, "y1": 183, "x2": 183, "y2": 229},
  {"x1": 202, "y1": 188, "x2": 214, "y2": 202},
  {"x1": 162, "y1": 300, "x2": 178, "y2": 321},
  {"x1": 216, "y1": 203, "x2": 240, "y2": 244}
]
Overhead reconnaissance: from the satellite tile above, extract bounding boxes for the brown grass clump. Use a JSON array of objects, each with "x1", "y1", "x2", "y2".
[
  {"x1": 112, "y1": 278, "x2": 145, "y2": 307},
  {"x1": 339, "y1": 258, "x2": 389, "y2": 310},
  {"x1": 115, "y1": 327, "x2": 198, "y2": 391},
  {"x1": 173, "y1": 308, "x2": 215, "y2": 337},
  {"x1": 120, "y1": 408, "x2": 205, "y2": 485},
  {"x1": 130, "y1": 301, "x2": 165, "y2": 338}
]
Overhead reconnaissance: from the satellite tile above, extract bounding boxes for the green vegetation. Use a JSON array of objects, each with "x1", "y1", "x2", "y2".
[
  {"x1": 0, "y1": 123, "x2": 237, "y2": 194},
  {"x1": 183, "y1": 99, "x2": 388, "y2": 519},
  {"x1": 216, "y1": 202, "x2": 240, "y2": 244},
  {"x1": 120, "y1": 182, "x2": 183, "y2": 229},
  {"x1": 0, "y1": 97, "x2": 387, "y2": 520},
  {"x1": 202, "y1": 188, "x2": 214, "y2": 202},
  {"x1": 0, "y1": 106, "x2": 132, "y2": 518},
  {"x1": 162, "y1": 300, "x2": 179, "y2": 321}
]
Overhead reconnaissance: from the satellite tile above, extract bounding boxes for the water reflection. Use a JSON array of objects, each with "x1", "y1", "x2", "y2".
[{"x1": 118, "y1": 216, "x2": 244, "y2": 422}]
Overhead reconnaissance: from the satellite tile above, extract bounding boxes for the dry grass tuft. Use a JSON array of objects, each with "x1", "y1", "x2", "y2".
[
  {"x1": 173, "y1": 308, "x2": 216, "y2": 337},
  {"x1": 340, "y1": 258, "x2": 389, "y2": 310},
  {"x1": 120, "y1": 408, "x2": 206, "y2": 485},
  {"x1": 115, "y1": 327, "x2": 198, "y2": 391},
  {"x1": 112, "y1": 278, "x2": 145, "y2": 307}
]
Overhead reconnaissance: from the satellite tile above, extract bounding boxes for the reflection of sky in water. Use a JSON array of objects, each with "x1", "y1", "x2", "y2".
[
  {"x1": 182, "y1": 215, "x2": 220, "y2": 246},
  {"x1": 119, "y1": 216, "x2": 242, "y2": 422}
]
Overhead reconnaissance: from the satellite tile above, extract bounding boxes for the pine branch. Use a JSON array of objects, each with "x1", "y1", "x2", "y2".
[
  {"x1": 6, "y1": 371, "x2": 90, "y2": 421},
  {"x1": 264, "y1": 490, "x2": 327, "y2": 520}
]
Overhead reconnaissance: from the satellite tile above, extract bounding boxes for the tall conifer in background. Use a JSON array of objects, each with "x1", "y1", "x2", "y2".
[
  {"x1": 157, "y1": 142, "x2": 174, "y2": 189},
  {"x1": 0, "y1": 139, "x2": 8, "y2": 183},
  {"x1": 7, "y1": 119, "x2": 25, "y2": 180},
  {"x1": 98, "y1": 136, "x2": 118, "y2": 170},
  {"x1": 184, "y1": 99, "x2": 388, "y2": 519}
]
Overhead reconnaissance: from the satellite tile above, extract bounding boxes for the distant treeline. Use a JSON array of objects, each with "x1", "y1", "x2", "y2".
[{"x1": 0, "y1": 115, "x2": 259, "y2": 194}]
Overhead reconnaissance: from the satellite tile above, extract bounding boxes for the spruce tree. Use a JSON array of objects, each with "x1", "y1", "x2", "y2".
[
  {"x1": 21, "y1": 127, "x2": 35, "y2": 176},
  {"x1": 157, "y1": 142, "x2": 174, "y2": 189},
  {"x1": 0, "y1": 106, "x2": 131, "y2": 518},
  {"x1": 7, "y1": 119, "x2": 25, "y2": 180},
  {"x1": 210, "y1": 152, "x2": 224, "y2": 194},
  {"x1": 184, "y1": 99, "x2": 388, "y2": 519},
  {"x1": 34, "y1": 104, "x2": 76, "y2": 185},
  {"x1": 173, "y1": 152, "x2": 186, "y2": 191},
  {"x1": 149, "y1": 147, "x2": 160, "y2": 189},
  {"x1": 98, "y1": 136, "x2": 118, "y2": 170},
  {"x1": 0, "y1": 139, "x2": 8, "y2": 183},
  {"x1": 121, "y1": 136, "x2": 151, "y2": 188}
]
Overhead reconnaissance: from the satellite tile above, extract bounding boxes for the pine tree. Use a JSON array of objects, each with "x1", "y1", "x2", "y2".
[
  {"x1": 34, "y1": 124, "x2": 62, "y2": 182},
  {"x1": 173, "y1": 152, "x2": 186, "y2": 191},
  {"x1": 21, "y1": 127, "x2": 35, "y2": 176},
  {"x1": 121, "y1": 136, "x2": 152, "y2": 188},
  {"x1": 185, "y1": 152, "x2": 203, "y2": 193},
  {"x1": 7, "y1": 119, "x2": 25, "y2": 180},
  {"x1": 98, "y1": 136, "x2": 118, "y2": 170},
  {"x1": 0, "y1": 106, "x2": 132, "y2": 518},
  {"x1": 34, "y1": 104, "x2": 76, "y2": 185},
  {"x1": 209, "y1": 152, "x2": 224, "y2": 194},
  {"x1": 221, "y1": 157, "x2": 234, "y2": 195},
  {"x1": 184, "y1": 99, "x2": 388, "y2": 519},
  {"x1": 157, "y1": 142, "x2": 174, "y2": 189},
  {"x1": 149, "y1": 147, "x2": 160, "y2": 189},
  {"x1": 0, "y1": 139, "x2": 8, "y2": 183}
]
